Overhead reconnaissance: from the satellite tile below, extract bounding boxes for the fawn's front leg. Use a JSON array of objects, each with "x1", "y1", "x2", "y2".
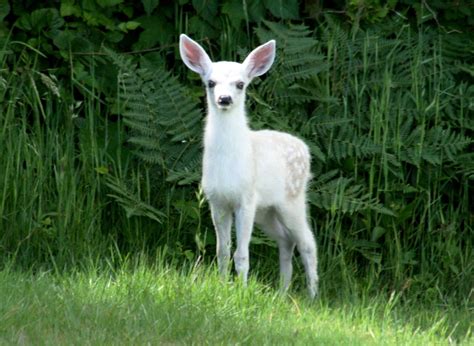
[
  {"x1": 234, "y1": 199, "x2": 257, "y2": 285},
  {"x1": 210, "y1": 203, "x2": 232, "y2": 278}
]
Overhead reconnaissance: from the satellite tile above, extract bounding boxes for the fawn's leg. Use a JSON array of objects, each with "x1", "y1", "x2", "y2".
[
  {"x1": 278, "y1": 236, "x2": 296, "y2": 293},
  {"x1": 234, "y1": 199, "x2": 257, "y2": 285},
  {"x1": 210, "y1": 202, "x2": 232, "y2": 278},
  {"x1": 278, "y1": 200, "x2": 319, "y2": 299},
  {"x1": 256, "y1": 210, "x2": 295, "y2": 293}
]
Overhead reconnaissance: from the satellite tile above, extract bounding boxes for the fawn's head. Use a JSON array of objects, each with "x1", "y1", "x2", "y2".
[{"x1": 179, "y1": 34, "x2": 276, "y2": 111}]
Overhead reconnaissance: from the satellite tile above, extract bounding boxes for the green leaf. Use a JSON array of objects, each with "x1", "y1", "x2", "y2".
[
  {"x1": 60, "y1": 0, "x2": 81, "y2": 17},
  {"x1": 53, "y1": 30, "x2": 93, "y2": 53},
  {"x1": 0, "y1": 0, "x2": 10, "y2": 22},
  {"x1": 134, "y1": 15, "x2": 173, "y2": 49},
  {"x1": 118, "y1": 21, "x2": 141, "y2": 32},
  {"x1": 188, "y1": 15, "x2": 219, "y2": 39},
  {"x1": 16, "y1": 8, "x2": 64, "y2": 34},
  {"x1": 142, "y1": 0, "x2": 160, "y2": 16},
  {"x1": 95, "y1": 166, "x2": 109, "y2": 175},
  {"x1": 222, "y1": 0, "x2": 246, "y2": 29},
  {"x1": 97, "y1": 0, "x2": 124, "y2": 7},
  {"x1": 192, "y1": 0, "x2": 218, "y2": 20},
  {"x1": 371, "y1": 227, "x2": 386, "y2": 242},
  {"x1": 105, "y1": 30, "x2": 124, "y2": 43},
  {"x1": 248, "y1": 0, "x2": 265, "y2": 23},
  {"x1": 16, "y1": 14, "x2": 32, "y2": 31},
  {"x1": 263, "y1": 0, "x2": 299, "y2": 20},
  {"x1": 41, "y1": 217, "x2": 53, "y2": 226}
]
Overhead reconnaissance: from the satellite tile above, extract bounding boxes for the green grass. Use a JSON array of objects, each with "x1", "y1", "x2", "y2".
[{"x1": 0, "y1": 260, "x2": 471, "y2": 345}]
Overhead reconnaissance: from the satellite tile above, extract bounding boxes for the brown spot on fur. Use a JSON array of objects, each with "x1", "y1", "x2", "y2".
[{"x1": 264, "y1": 131, "x2": 310, "y2": 198}]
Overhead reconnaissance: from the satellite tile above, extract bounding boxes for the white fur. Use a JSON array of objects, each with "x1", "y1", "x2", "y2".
[{"x1": 179, "y1": 34, "x2": 319, "y2": 298}]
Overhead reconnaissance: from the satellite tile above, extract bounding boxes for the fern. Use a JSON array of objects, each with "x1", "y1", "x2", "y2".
[
  {"x1": 309, "y1": 173, "x2": 394, "y2": 216},
  {"x1": 323, "y1": 125, "x2": 382, "y2": 162},
  {"x1": 254, "y1": 21, "x2": 328, "y2": 108},
  {"x1": 249, "y1": 18, "x2": 472, "y2": 219},
  {"x1": 398, "y1": 126, "x2": 472, "y2": 166},
  {"x1": 105, "y1": 19, "x2": 472, "y2": 223},
  {"x1": 108, "y1": 49, "x2": 203, "y2": 185},
  {"x1": 105, "y1": 175, "x2": 165, "y2": 223}
]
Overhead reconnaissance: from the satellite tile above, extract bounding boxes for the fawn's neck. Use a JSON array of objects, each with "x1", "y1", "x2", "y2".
[
  {"x1": 202, "y1": 99, "x2": 255, "y2": 201},
  {"x1": 204, "y1": 102, "x2": 251, "y2": 151}
]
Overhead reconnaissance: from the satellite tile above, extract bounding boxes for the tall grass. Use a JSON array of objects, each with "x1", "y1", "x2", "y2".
[
  {"x1": 0, "y1": 44, "x2": 182, "y2": 267},
  {"x1": 306, "y1": 21, "x2": 473, "y2": 303},
  {"x1": 0, "y1": 46, "x2": 111, "y2": 266}
]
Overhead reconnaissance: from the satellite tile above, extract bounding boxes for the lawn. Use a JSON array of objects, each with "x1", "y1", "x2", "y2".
[{"x1": 0, "y1": 261, "x2": 470, "y2": 345}]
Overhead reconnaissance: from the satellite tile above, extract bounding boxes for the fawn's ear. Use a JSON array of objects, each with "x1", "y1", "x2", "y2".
[
  {"x1": 242, "y1": 40, "x2": 276, "y2": 79},
  {"x1": 179, "y1": 34, "x2": 213, "y2": 76}
]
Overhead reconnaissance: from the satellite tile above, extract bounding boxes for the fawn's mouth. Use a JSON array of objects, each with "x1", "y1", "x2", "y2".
[{"x1": 215, "y1": 103, "x2": 232, "y2": 111}]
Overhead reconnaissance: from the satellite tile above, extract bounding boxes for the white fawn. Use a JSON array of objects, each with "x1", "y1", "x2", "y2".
[{"x1": 179, "y1": 34, "x2": 319, "y2": 298}]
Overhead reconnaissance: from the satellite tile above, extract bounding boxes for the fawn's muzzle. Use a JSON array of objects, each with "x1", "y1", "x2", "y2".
[{"x1": 217, "y1": 95, "x2": 232, "y2": 106}]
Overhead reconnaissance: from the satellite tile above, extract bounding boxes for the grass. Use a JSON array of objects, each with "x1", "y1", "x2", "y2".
[{"x1": 0, "y1": 259, "x2": 471, "y2": 345}]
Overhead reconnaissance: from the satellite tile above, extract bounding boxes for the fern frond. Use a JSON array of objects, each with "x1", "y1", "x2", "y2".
[
  {"x1": 105, "y1": 175, "x2": 165, "y2": 223},
  {"x1": 254, "y1": 20, "x2": 328, "y2": 108},
  {"x1": 107, "y1": 48, "x2": 203, "y2": 185},
  {"x1": 320, "y1": 125, "x2": 381, "y2": 162},
  {"x1": 399, "y1": 125, "x2": 472, "y2": 166},
  {"x1": 309, "y1": 176, "x2": 394, "y2": 216}
]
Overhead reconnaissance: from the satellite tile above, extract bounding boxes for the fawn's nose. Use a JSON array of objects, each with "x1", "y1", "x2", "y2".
[{"x1": 217, "y1": 95, "x2": 232, "y2": 106}]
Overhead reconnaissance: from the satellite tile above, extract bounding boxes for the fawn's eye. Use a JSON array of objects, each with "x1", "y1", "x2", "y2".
[
  {"x1": 208, "y1": 80, "x2": 216, "y2": 88},
  {"x1": 236, "y1": 81, "x2": 245, "y2": 90}
]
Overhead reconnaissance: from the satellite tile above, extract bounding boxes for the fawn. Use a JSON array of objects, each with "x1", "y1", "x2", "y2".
[{"x1": 179, "y1": 34, "x2": 318, "y2": 298}]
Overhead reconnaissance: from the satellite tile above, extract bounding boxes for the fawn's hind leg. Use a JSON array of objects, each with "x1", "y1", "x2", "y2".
[
  {"x1": 256, "y1": 210, "x2": 296, "y2": 293},
  {"x1": 277, "y1": 200, "x2": 319, "y2": 298}
]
